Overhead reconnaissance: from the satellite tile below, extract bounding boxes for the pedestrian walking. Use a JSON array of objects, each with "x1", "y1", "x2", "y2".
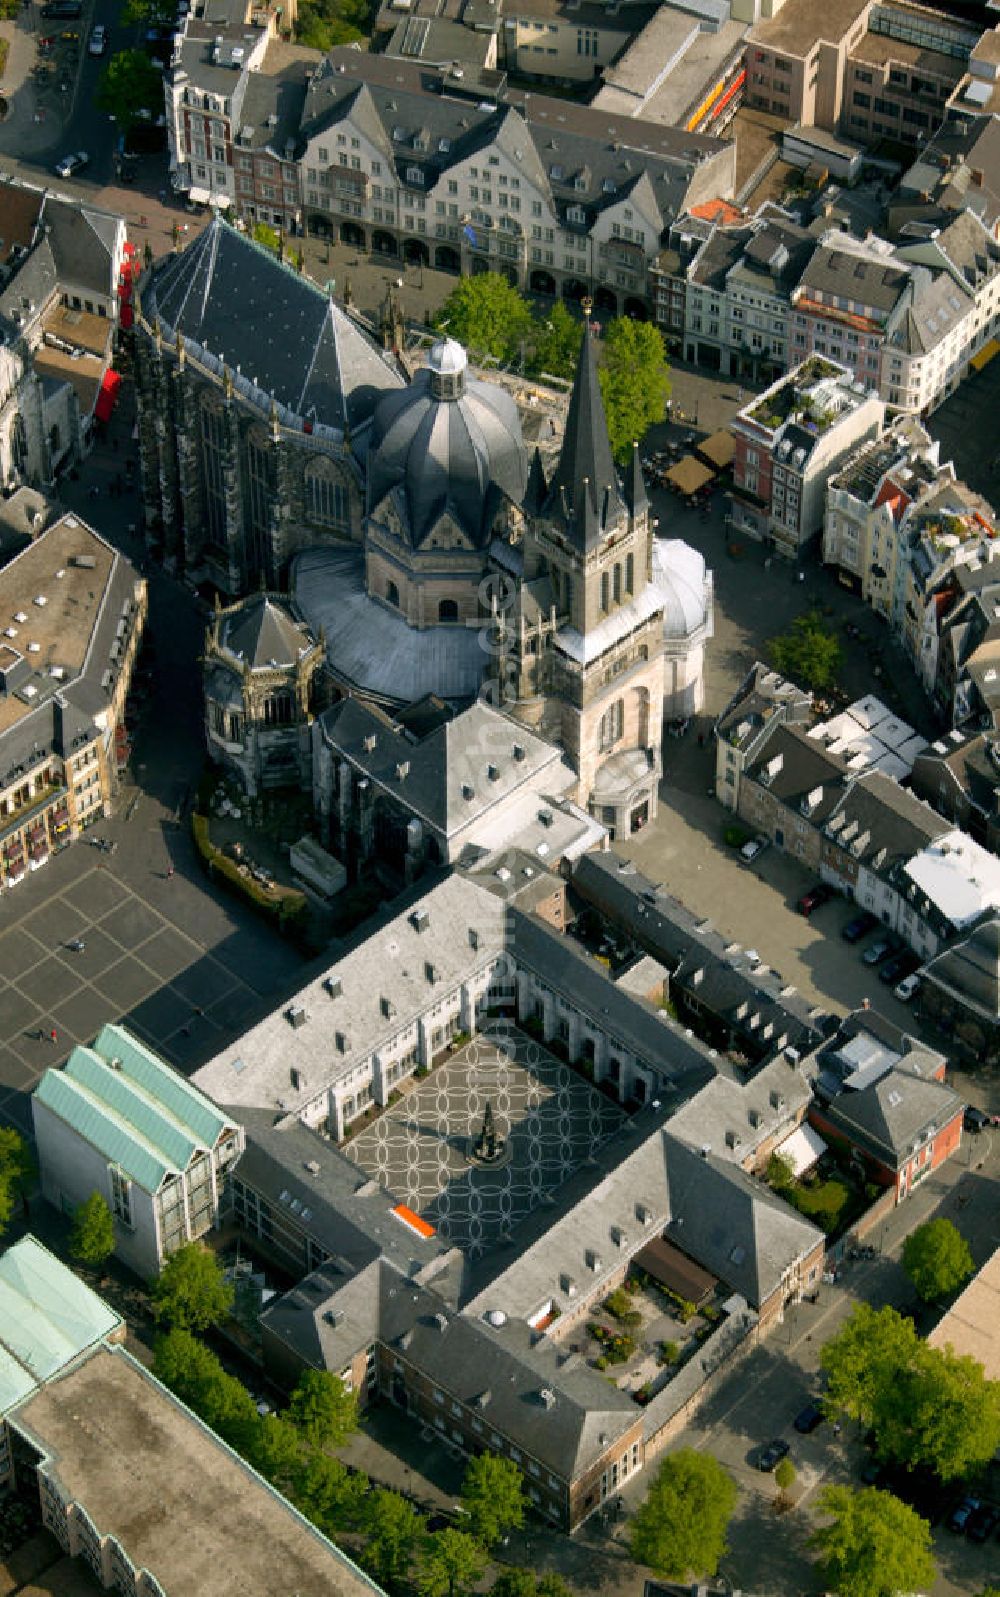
[
  {"x1": 166, "y1": 865, "x2": 174, "y2": 879},
  {"x1": 49, "y1": 1027, "x2": 58, "y2": 1045}
]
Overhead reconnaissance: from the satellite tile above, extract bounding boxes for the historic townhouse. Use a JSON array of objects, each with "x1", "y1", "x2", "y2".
[{"x1": 165, "y1": 43, "x2": 735, "y2": 316}]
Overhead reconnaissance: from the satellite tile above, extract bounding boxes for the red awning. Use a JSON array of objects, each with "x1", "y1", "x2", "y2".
[
  {"x1": 95, "y1": 368, "x2": 122, "y2": 422},
  {"x1": 120, "y1": 303, "x2": 134, "y2": 331},
  {"x1": 119, "y1": 278, "x2": 133, "y2": 303}
]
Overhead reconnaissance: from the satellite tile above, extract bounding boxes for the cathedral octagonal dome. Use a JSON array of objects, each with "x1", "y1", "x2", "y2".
[{"x1": 366, "y1": 341, "x2": 527, "y2": 549}]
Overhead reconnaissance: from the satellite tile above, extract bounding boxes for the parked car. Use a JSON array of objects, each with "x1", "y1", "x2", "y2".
[
  {"x1": 842, "y1": 911, "x2": 878, "y2": 943},
  {"x1": 862, "y1": 936, "x2": 900, "y2": 967},
  {"x1": 793, "y1": 1402, "x2": 824, "y2": 1435},
  {"x1": 879, "y1": 951, "x2": 918, "y2": 986},
  {"x1": 948, "y1": 1494, "x2": 981, "y2": 1533},
  {"x1": 740, "y1": 835, "x2": 769, "y2": 863},
  {"x1": 54, "y1": 150, "x2": 88, "y2": 179},
  {"x1": 40, "y1": 0, "x2": 81, "y2": 16},
  {"x1": 967, "y1": 1501, "x2": 1000, "y2": 1542},
  {"x1": 894, "y1": 972, "x2": 921, "y2": 1002},
  {"x1": 859, "y1": 1456, "x2": 884, "y2": 1486},
  {"x1": 964, "y1": 1106, "x2": 991, "y2": 1133},
  {"x1": 87, "y1": 21, "x2": 107, "y2": 53},
  {"x1": 797, "y1": 883, "x2": 832, "y2": 917},
  {"x1": 756, "y1": 1438, "x2": 790, "y2": 1472}
]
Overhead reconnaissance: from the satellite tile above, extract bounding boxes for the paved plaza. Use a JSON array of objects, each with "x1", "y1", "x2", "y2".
[{"x1": 346, "y1": 1033, "x2": 624, "y2": 1256}]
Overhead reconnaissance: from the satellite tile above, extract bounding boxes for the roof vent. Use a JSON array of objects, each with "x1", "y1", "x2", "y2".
[
  {"x1": 290, "y1": 1066, "x2": 305, "y2": 1090},
  {"x1": 462, "y1": 782, "x2": 475, "y2": 801},
  {"x1": 109, "y1": 1057, "x2": 123, "y2": 1072},
  {"x1": 770, "y1": 1091, "x2": 786, "y2": 1110},
  {"x1": 381, "y1": 996, "x2": 396, "y2": 1019},
  {"x1": 396, "y1": 761, "x2": 410, "y2": 781},
  {"x1": 488, "y1": 763, "x2": 501, "y2": 782},
  {"x1": 286, "y1": 1005, "x2": 308, "y2": 1029},
  {"x1": 323, "y1": 1309, "x2": 342, "y2": 1327},
  {"x1": 33, "y1": 595, "x2": 47, "y2": 608},
  {"x1": 700, "y1": 1143, "x2": 711, "y2": 1159},
  {"x1": 610, "y1": 1225, "x2": 626, "y2": 1248},
  {"x1": 513, "y1": 742, "x2": 525, "y2": 761},
  {"x1": 410, "y1": 908, "x2": 429, "y2": 933},
  {"x1": 538, "y1": 808, "x2": 553, "y2": 827},
  {"x1": 434, "y1": 1312, "x2": 448, "y2": 1332},
  {"x1": 324, "y1": 976, "x2": 343, "y2": 998},
  {"x1": 559, "y1": 1273, "x2": 577, "y2": 1296},
  {"x1": 725, "y1": 1129, "x2": 742, "y2": 1149},
  {"x1": 539, "y1": 1388, "x2": 556, "y2": 1410},
  {"x1": 305, "y1": 1160, "x2": 321, "y2": 1175},
  {"x1": 335, "y1": 1030, "x2": 348, "y2": 1053},
  {"x1": 469, "y1": 928, "x2": 480, "y2": 950},
  {"x1": 748, "y1": 1107, "x2": 762, "y2": 1129},
  {"x1": 585, "y1": 1249, "x2": 601, "y2": 1271},
  {"x1": 425, "y1": 960, "x2": 437, "y2": 984},
  {"x1": 476, "y1": 1387, "x2": 491, "y2": 1406},
  {"x1": 364, "y1": 733, "x2": 377, "y2": 752},
  {"x1": 635, "y1": 1202, "x2": 652, "y2": 1225}
]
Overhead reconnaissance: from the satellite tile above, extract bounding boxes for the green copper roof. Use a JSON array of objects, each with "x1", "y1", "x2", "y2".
[
  {"x1": 0, "y1": 1236, "x2": 121, "y2": 1413},
  {"x1": 33, "y1": 1024, "x2": 236, "y2": 1194}
]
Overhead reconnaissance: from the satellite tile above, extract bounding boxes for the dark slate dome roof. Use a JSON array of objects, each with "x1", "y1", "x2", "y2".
[{"x1": 367, "y1": 340, "x2": 527, "y2": 549}]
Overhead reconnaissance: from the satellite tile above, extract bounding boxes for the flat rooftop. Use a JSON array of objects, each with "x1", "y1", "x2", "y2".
[
  {"x1": 597, "y1": 15, "x2": 748, "y2": 127},
  {"x1": 928, "y1": 1246, "x2": 1000, "y2": 1377},
  {"x1": 749, "y1": 0, "x2": 869, "y2": 58},
  {"x1": 0, "y1": 516, "x2": 115, "y2": 736},
  {"x1": 850, "y1": 30, "x2": 965, "y2": 75},
  {"x1": 12, "y1": 1346, "x2": 382, "y2": 1597}
]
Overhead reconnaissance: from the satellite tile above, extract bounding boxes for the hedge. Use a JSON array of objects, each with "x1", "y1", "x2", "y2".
[{"x1": 191, "y1": 812, "x2": 307, "y2": 926}]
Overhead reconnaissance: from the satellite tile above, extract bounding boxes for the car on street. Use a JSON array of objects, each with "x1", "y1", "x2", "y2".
[
  {"x1": 793, "y1": 1402, "x2": 824, "y2": 1434},
  {"x1": 894, "y1": 972, "x2": 921, "y2": 1002},
  {"x1": 967, "y1": 1501, "x2": 1000, "y2": 1542},
  {"x1": 862, "y1": 936, "x2": 899, "y2": 966},
  {"x1": 64, "y1": 938, "x2": 85, "y2": 953},
  {"x1": 54, "y1": 151, "x2": 88, "y2": 179},
  {"x1": 756, "y1": 1438, "x2": 790, "y2": 1472},
  {"x1": 964, "y1": 1106, "x2": 991, "y2": 1133},
  {"x1": 740, "y1": 835, "x2": 769, "y2": 863},
  {"x1": 41, "y1": 0, "x2": 81, "y2": 16},
  {"x1": 842, "y1": 911, "x2": 878, "y2": 943},
  {"x1": 797, "y1": 883, "x2": 832, "y2": 917},
  {"x1": 88, "y1": 22, "x2": 107, "y2": 53},
  {"x1": 948, "y1": 1494, "x2": 981, "y2": 1533},
  {"x1": 878, "y1": 951, "x2": 919, "y2": 986}
]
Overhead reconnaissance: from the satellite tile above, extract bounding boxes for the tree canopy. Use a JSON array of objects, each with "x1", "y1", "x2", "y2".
[
  {"x1": 96, "y1": 50, "x2": 164, "y2": 129},
  {"x1": 0, "y1": 1127, "x2": 33, "y2": 1234},
  {"x1": 69, "y1": 1191, "x2": 115, "y2": 1266},
  {"x1": 629, "y1": 1449, "x2": 737, "y2": 1580},
  {"x1": 810, "y1": 1486, "x2": 937, "y2": 1597},
  {"x1": 362, "y1": 1489, "x2": 424, "y2": 1587},
  {"x1": 295, "y1": 0, "x2": 368, "y2": 49},
  {"x1": 598, "y1": 318, "x2": 672, "y2": 463},
  {"x1": 152, "y1": 1242, "x2": 234, "y2": 1332},
  {"x1": 152, "y1": 1327, "x2": 257, "y2": 1449},
  {"x1": 460, "y1": 1452, "x2": 526, "y2": 1547},
  {"x1": 294, "y1": 1452, "x2": 368, "y2": 1537},
  {"x1": 902, "y1": 1218, "x2": 974, "y2": 1303},
  {"x1": 768, "y1": 609, "x2": 842, "y2": 691},
  {"x1": 434, "y1": 274, "x2": 534, "y2": 364},
  {"x1": 528, "y1": 300, "x2": 583, "y2": 382},
  {"x1": 774, "y1": 1457, "x2": 796, "y2": 1495},
  {"x1": 418, "y1": 1529, "x2": 487, "y2": 1597},
  {"x1": 287, "y1": 1367, "x2": 358, "y2": 1451},
  {"x1": 821, "y1": 1303, "x2": 1000, "y2": 1479}
]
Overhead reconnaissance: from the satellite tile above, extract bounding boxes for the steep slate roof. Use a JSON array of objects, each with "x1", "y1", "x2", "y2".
[
  {"x1": 144, "y1": 219, "x2": 403, "y2": 431},
  {"x1": 819, "y1": 1067, "x2": 961, "y2": 1168},
  {"x1": 822, "y1": 770, "x2": 948, "y2": 874},
  {"x1": 744, "y1": 722, "x2": 851, "y2": 823},
  {"x1": 33, "y1": 1025, "x2": 236, "y2": 1195},
  {"x1": 218, "y1": 595, "x2": 315, "y2": 670},
  {"x1": 798, "y1": 244, "x2": 911, "y2": 317},
  {"x1": 295, "y1": 47, "x2": 726, "y2": 239},
  {"x1": 543, "y1": 323, "x2": 623, "y2": 552},
  {"x1": 316, "y1": 698, "x2": 566, "y2": 835},
  {"x1": 923, "y1": 916, "x2": 1000, "y2": 1021},
  {"x1": 43, "y1": 196, "x2": 121, "y2": 299}
]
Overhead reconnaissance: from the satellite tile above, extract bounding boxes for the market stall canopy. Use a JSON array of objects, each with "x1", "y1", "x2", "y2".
[
  {"x1": 666, "y1": 455, "x2": 714, "y2": 495},
  {"x1": 94, "y1": 367, "x2": 122, "y2": 423},
  {"x1": 774, "y1": 1121, "x2": 827, "y2": 1179},
  {"x1": 695, "y1": 429, "x2": 735, "y2": 471}
]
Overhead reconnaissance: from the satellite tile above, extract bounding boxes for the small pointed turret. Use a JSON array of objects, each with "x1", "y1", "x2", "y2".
[
  {"x1": 543, "y1": 306, "x2": 624, "y2": 552},
  {"x1": 625, "y1": 440, "x2": 648, "y2": 519},
  {"x1": 523, "y1": 446, "x2": 548, "y2": 516}
]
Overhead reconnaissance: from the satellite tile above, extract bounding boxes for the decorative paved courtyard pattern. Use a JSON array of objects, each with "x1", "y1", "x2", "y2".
[{"x1": 346, "y1": 1033, "x2": 625, "y2": 1256}]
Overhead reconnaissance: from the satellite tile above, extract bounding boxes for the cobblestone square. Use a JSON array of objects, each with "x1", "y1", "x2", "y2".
[{"x1": 346, "y1": 1030, "x2": 624, "y2": 1257}]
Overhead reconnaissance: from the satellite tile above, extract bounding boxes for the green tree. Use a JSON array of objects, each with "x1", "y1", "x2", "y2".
[
  {"x1": 287, "y1": 1368, "x2": 358, "y2": 1450},
  {"x1": 419, "y1": 1530, "x2": 487, "y2": 1597},
  {"x1": 629, "y1": 1449, "x2": 737, "y2": 1580},
  {"x1": 598, "y1": 318, "x2": 671, "y2": 463},
  {"x1": 245, "y1": 1413, "x2": 305, "y2": 1498},
  {"x1": 536, "y1": 1577, "x2": 573, "y2": 1597},
  {"x1": 96, "y1": 50, "x2": 164, "y2": 129},
  {"x1": 768, "y1": 610, "x2": 842, "y2": 691},
  {"x1": 362, "y1": 1489, "x2": 424, "y2": 1587},
  {"x1": 491, "y1": 1570, "x2": 536, "y2": 1597},
  {"x1": 810, "y1": 1486, "x2": 937, "y2": 1597},
  {"x1": 878, "y1": 1340, "x2": 1000, "y2": 1482},
  {"x1": 120, "y1": 0, "x2": 172, "y2": 23},
  {"x1": 294, "y1": 1453, "x2": 368, "y2": 1536},
  {"x1": 529, "y1": 301, "x2": 583, "y2": 382},
  {"x1": 765, "y1": 1151, "x2": 795, "y2": 1193},
  {"x1": 152, "y1": 1242, "x2": 234, "y2": 1331},
  {"x1": 774, "y1": 1457, "x2": 796, "y2": 1496},
  {"x1": 295, "y1": 0, "x2": 367, "y2": 50},
  {"x1": 460, "y1": 1453, "x2": 526, "y2": 1547},
  {"x1": 151, "y1": 1328, "x2": 257, "y2": 1447},
  {"x1": 821, "y1": 1304, "x2": 921, "y2": 1430},
  {"x1": 434, "y1": 274, "x2": 534, "y2": 364},
  {"x1": 902, "y1": 1218, "x2": 974, "y2": 1303},
  {"x1": 0, "y1": 1127, "x2": 34, "y2": 1233},
  {"x1": 68, "y1": 1191, "x2": 116, "y2": 1267}
]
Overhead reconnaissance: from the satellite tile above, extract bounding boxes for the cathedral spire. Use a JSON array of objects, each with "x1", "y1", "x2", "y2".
[{"x1": 544, "y1": 304, "x2": 623, "y2": 552}]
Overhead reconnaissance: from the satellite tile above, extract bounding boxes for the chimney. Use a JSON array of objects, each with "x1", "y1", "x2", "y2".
[{"x1": 972, "y1": 168, "x2": 985, "y2": 188}]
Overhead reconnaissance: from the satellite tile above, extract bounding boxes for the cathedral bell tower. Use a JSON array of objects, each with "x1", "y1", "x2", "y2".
[{"x1": 520, "y1": 303, "x2": 664, "y2": 838}]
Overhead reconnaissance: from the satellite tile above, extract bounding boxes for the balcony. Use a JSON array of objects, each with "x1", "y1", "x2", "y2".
[{"x1": 0, "y1": 784, "x2": 68, "y2": 848}]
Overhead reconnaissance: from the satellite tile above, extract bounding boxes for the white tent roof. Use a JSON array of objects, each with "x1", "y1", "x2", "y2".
[{"x1": 775, "y1": 1121, "x2": 827, "y2": 1178}]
